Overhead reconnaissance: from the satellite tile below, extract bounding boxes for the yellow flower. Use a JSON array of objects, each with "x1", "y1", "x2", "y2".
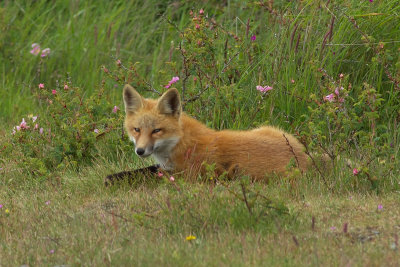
[
  {"x1": 5, "y1": 209, "x2": 9, "y2": 214},
  {"x1": 186, "y1": 235, "x2": 196, "y2": 241}
]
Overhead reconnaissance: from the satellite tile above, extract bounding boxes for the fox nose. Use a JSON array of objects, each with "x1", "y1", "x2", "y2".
[{"x1": 136, "y1": 148, "x2": 145, "y2": 156}]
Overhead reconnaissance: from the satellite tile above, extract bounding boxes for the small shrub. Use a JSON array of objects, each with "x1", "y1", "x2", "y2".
[
  {"x1": 7, "y1": 82, "x2": 125, "y2": 176},
  {"x1": 301, "y1": 74, "x2": 397, "y2": 190}
]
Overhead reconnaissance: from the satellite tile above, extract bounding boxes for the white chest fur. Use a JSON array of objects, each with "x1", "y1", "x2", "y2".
[{"x1": 152, "y1": 136, "x2": 180, "y2": 170}]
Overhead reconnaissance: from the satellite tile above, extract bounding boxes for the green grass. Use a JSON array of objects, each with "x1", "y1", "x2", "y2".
[
  {"x1": 2, "y1": 160, "x2": 399, "y2": 266},
  {"x1": 1, "y1": 0, "x2": 400, "y2": 265}
]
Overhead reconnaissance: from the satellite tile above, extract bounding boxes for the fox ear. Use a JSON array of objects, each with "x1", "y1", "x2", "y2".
[
  {"x1": 157, "y1": 88, "x2": 181, "y2": 117},
  {"x1": 123, "y1": 84, "x2": 143, "y2": 114}
]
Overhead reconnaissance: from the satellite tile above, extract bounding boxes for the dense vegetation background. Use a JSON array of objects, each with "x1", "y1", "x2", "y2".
[{"x1": 1, "y1": 0, "x2": 399, "y2": 265}]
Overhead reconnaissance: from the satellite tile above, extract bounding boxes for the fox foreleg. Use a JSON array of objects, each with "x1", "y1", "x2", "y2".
[{"x1": 104, "y1": 164, "x2": 160, "y2": 186}]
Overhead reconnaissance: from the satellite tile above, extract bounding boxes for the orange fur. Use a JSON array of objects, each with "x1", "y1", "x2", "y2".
[{"x1": 123, "y1": 85, "x2": 309, "y2": 180}]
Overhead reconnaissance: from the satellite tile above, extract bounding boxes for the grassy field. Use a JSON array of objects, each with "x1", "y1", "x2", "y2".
[
  {"x1": 2, "y1": 164, "x2": 400, "y2": 266},
  {"x1": 1, "y1": 0, "x2": 400, "y2": 266}
]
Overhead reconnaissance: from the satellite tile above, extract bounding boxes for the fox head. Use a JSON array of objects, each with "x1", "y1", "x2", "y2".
[{"x1": 123, "y1": 84, "x2": 182, "y2": 159}]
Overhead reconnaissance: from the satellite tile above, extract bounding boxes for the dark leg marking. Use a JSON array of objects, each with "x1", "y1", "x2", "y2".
[{"x1": 104, "y1": 164, "x2": 160, "y2": 186}]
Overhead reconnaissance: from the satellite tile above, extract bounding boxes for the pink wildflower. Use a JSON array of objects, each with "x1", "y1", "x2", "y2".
[
  {"x1": 251, "y1": 35, "x2": 256, "y2": 41},
  {"x1": 15, "y1": 126, "x2": 21, "y2": 131},
  {"x1": 40, "y1": 48, "x2": 50, "y2": 57},
  {"x1": 64, "y1": 84, "x2": 69, "y2": 90},
  {"x1": 20, "y1": 118, "x2": 29, "y2": 130},
  {"x1": 30, "y1": 43, "x2": 41, "y2": 56},
  {"x1": 334, "y1": 86, "x2": 344, "y2": 96},
  {"x1": 291, "y1": 79, "x2": 295, "y2": 84},
  {"x1": 116, "y1": 59, "x2": 121, "y2": 66},
  {"x1": 45, "y1": 201, "x2": 50, "y2": 205},
  {"x1": 335, "y1": 88, "x2": 340, "y2": 96},
  {"x1": 94, "y1": 129, "x2": 99, "y2": 134},
  {"x1": 170, "y1": 77, "x2": 179, "y2": 83},
  {"x1": 169, "y1": 176, "x2": 175, "y2": 182},
  {"x1": 50, "y1": 249, "x2": 54, "y2": 254},
  {"x1": 39, "y1": 128, "x2": 44, "y2": 134},
  {"x1": 256, "y1": 85, "x2": 273, "y2": 93},
  {"x1": 378, "y1": 204, "x2": 383, "y2": 210},
  {"x1": 32, "y1": 116, "x2": 38, "y2": 122},
  {"x1": 330, "y1": 226, "x2": 336, "y2": 231},
  {"x1": 353, "y1": 168, "x2": 359, "y2": 175},
  {"x1": 324, "y1": 93, "x2": 335, "y2": 102},
  {"x1": 158, "y1": 172, "x2": 163, "y2": 177},
  {"x1": 34, "y1": 124, "x2": 39, "y2": 130},
  {"x1": 199, "y1": 9, "x2": 204, "y2": 15},
  {"x1": 39, "y1": 83, "x2": 45, "y2": 89},
  {"x1": 112, "y1": 106, "x2": 120, "y2": 113},
  {"x1": 339, "y1": 73, "x2": 344, "y2": 79},
  {"x1": 0, "y1": 204, "x2": 2, "y2": 208},
  {"x1": 52, "y1": 89, "x2": 57, "y2": 95},
  {"x1": 165, "y1": 76, "x2": 180, "y2": 88},
  {"x1": 195, "y1": 24, "x2": 200, "y2": 29}
]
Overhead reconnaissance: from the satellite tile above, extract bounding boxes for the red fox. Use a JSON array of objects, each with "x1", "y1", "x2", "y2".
[{"x1": 105, "y1": 84, "x2": 310, "y2": 184}]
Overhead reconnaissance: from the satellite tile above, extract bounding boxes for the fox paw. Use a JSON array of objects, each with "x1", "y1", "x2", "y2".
[
  {"x1": 104, "y1": 174, "x2": 115, "y2": 187},
  {"x1": 104, "y1": 171, "x2": 131, "y2": 186}
]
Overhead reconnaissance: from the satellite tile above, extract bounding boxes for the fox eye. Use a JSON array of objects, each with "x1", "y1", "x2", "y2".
[
  {"x1": 134, "y1": 128, "x2": 140, "y2": 133},
  {"x1": 152, "y1": 128, "x2": 161, "y2": 134}
]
